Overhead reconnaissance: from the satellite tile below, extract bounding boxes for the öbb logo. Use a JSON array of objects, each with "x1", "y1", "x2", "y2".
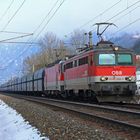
[{"x1": 111, "y1": 71, "x2": 122, "y2": 75}]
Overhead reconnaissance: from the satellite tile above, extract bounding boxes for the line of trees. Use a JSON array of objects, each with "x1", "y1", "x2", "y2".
[{"x1": 22, "y1": 30, "x2": 86, "y2": 74}]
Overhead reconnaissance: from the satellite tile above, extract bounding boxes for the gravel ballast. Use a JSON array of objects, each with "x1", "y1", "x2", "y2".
[{"x1": 0, "y1": 94, "x2": 132, "y2": 140}]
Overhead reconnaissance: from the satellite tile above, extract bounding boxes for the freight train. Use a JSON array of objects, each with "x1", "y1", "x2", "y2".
[
  {"x1": 0, "y1": 40, "x2": 136, "y2": 102},
  {"x1": 0, "y1": 23, "x2": 137, "y2": 102}
]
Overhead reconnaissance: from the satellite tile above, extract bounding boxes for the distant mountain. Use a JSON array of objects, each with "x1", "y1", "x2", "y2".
[
  {"x1": 131, "y1": 39, "x2": 140, "y2": 54},
  {"x1": 0, "y1": 44, "x2": 39, "y2": 84},
  {"x1": 110, "y1": 33, "x2": 139, "y2": 48}
]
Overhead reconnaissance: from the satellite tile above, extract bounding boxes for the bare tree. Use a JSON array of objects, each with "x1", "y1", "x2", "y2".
[
  {"x1": 70, "y1": 29, "x2": 87, "y2": 49},
  {"x1": 22, "y1": 54, "x2": 41, "y2": 74},
  {"x1": 23, "y1": 32, "x2": 69, "y2": 73},
  {"x1": 23, "y1": 30, "x2": 89, "y2": 73},
  {"x1": 39, "y1": 32, "x2": 67, "y2": 63}
]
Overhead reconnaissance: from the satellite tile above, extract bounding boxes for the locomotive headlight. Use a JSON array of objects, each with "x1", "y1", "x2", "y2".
[
  {"x1": 125, "y1": 76, "x2": 133, "y2": 81},
  {"x1": 128, "y1": 77, "x2": 132, "y2": 81},
  {"x1": 114, "y1": 47, "x2": 119, "y2": 51},
  {"x1": 100, "y1": 76, "x2": 108, "y2": 81}
]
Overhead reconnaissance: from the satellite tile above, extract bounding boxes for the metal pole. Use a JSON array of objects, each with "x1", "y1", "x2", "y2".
[{"x1": 89, "y1": 31, "x2": 93, "y2": 48}]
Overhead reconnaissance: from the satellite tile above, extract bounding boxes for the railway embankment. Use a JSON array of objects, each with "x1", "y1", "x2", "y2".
[{"x1": 0, "y1": 93, "x2": 139, "y2": 140}]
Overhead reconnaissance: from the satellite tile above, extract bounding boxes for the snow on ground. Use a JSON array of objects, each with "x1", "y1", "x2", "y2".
[{"x1": 0, "y1": 100, "x2": 49, "y2": 140}]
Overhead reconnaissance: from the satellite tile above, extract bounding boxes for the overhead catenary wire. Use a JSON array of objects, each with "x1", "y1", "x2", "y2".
[
  {"x1": 14, "y1": 0, "x2": 66, "y2": 56},
  {"x1": 0, "y1": 30, "x2": 34, "y2": 35},
  {"x1": 113, "y1": 5, "x2": 140, "y2": 23},
  {"x1": 67, "y1": 0, "x2": 140, "y2": 36},
  {"x1": 2, "y1": 0, "x2": 27, "y2": 31},
  {"x1": 0, "y1": 0, "x2": 42, "y2": 71},
  {"x1": 0, "y1": 33, "x2": 33, "y2": 69},
  {"x1": 33, "y1": 0, "x2": 60, "y2": 34},
  {"x1": 0, "y1": 41, "x2": 38, "y2": 44},
  {"x1": 12, "y1": 0, "x2": 65, "y2": 45},
  {"x1": 0, "y1": 0, "x2": 41, "y2": 67},
  {"x1": 80, "y1": 0, "x2": 123, "y2": 29},
  {"x1": 0, "y1": 33, "x2": 33, "y2": 43},
  {"x1": 89, "y1": 0, "x2": 140, "y2": 34},
  {"x1": 0, "y1": 0, "x2": 61, "y2": 46},
  {"x1": 13, "y1": 0, "x2": 66, "y2": 56},
  {"x1": 106, "y1": 0, "x2": 140, "y2": 22},
  {"x1": 113, "y1": 17, "x2": 140, "y2": 34},
  {"x1": 66, "y1": 0, "x2": 123, "y2": 36},
  {"x1": 0, "y1": 0, "x2": 62, "y2": 68},
  {"x1": 17, "y1": 0, "x2": 67, "y2": 53},
  {"x1": 35, "y1": 0, "x2": 66, "y2": 39},
  {"x1": 0, "y1": 0, "x2": 15, "y2": 22},
  {"x1": 1, "y1": 0, "x2": 67, "y2": 69},
  {"x1": 103, "y1": 1, "x2": 140, "y2": 36}
]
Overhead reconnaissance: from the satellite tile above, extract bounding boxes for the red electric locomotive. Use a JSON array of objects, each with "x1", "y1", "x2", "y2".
[
  {"x1": 63, "y1": 40, "x2": 136, "y2": 102},
  {"x1": 42, "y1": 23, "x2": 136, "y2": 102},
  {"x1": 44, "y1": 60, "x2": 64, "y2": 97},
  {"x1": 61, "y1": 23, "x2": 136, "y2": 102}
]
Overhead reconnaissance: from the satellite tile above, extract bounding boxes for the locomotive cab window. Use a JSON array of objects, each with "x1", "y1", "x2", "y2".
[
  {"x1": 99, "y1": 54, "x2": 115, "y2": 65},
  {"x1": 117, "y1": 54, "x2": 132, "y2": 65},
  {"x1": 65, "y1": 62, "x2": 73, "y2": 70},
  {"x1": 74, "y1": 60, "x2": 77, "y2": 67},
  {"x1": 79, "y1": 56, "x2": 88, "y2": 66}
]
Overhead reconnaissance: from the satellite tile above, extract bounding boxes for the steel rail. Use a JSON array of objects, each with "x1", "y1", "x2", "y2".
[
  {"x1": 101, "y1": 102, "x2": 140, "y2": 110},
  {"x1": 2, "y1": 93, "x2": 140, "y2": 132},
  {"x1": 26, "y1": 96, "x2": 140, "y2": 116},
  {"x1": 2, "y1": 93, "x2": 140, "y2": 116}
]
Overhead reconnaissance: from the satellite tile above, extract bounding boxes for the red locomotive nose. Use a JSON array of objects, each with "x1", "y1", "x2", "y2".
[
  {"x1": 113, "y1": 66, "x2": 121, "y2": 70},
  {"x1": 111, "y1": 70, "x2": 122, "y2": 76},
  {"x1": 95, "y1": 65, "x2": 135, "y2": 77}
]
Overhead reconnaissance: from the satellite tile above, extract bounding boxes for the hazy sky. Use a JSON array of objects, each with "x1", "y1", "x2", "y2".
[
  {"x1": 0, "y1": 0, "x2": 139, "y2": 82},
  {"x1": 0, "y1": 0, "x2": 139, "y2": 40}
]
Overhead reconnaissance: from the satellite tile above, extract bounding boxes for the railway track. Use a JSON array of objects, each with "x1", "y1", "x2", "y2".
[
  {"x1": 101, "y1": 102, "x2": 140, "y2": 110},
  {"x1": 2, "y1": 93, "x2": 140, "y2": 134}
]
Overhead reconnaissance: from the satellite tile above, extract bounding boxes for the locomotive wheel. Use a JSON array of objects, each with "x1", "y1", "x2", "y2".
[{"x1": 61, "y1": 91, "x2": 68, "y2": 99}]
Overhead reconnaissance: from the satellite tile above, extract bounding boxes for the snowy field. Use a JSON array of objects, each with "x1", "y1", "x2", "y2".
[{"x1": 0, "y1": 100, "x2": 49, "y2": 140}]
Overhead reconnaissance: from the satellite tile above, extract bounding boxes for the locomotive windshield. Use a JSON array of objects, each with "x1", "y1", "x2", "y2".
[
  {"x1": 117, "y1": 54, "x2": 132, "y2": 65},
  {"x1": 99, "y1": 54, "x2": 115, "y2": 65},
  {"x1": 98, "y1": 53, "x2": 133, "y2": 65}
]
